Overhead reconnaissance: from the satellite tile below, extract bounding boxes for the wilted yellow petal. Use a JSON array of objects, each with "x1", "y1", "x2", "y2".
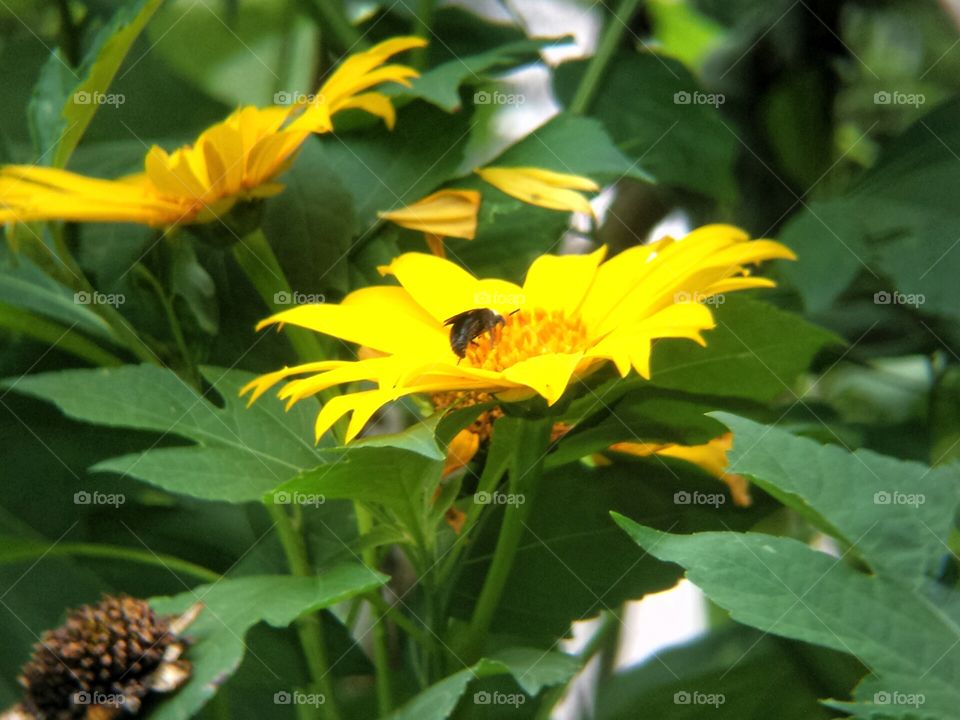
[
  {"x1": 379, "y1": 189, "x2": 481, "y2": 240},
  {"x1": 476, "y1": 166, "x2": 599, "y2": 215}
]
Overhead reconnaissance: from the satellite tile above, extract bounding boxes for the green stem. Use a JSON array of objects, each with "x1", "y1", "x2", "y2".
[
  {"x1": 309, "y1": 0, "x2": 365, "y2": 52},
  {"x1": 411, "y1": 0, "x2": 435, "y2": 68},
  {"x1": 232, "y1": 229, "x2": 332, "y2": 364},
  {"x1": 459, "y1": 418, "x2": 552, "y2": 662},
  {"x1": 53, "y1": 234, "x2": 159, "y2": 365},
  {"x1": 0, "y1": 542, "x2": 221, "y2": 583},
  {"x1": 569, "y1": 0, "x2": 644, "y2": 115},
  {"x1": 134, "y1": 265, "x2": 199, "y2": 384},
  {"x1": 356, "y1": 506, "x2": 393, "y2": 715},
  {"x1": 365, "y1": 592, "x2": 431, "y2": 646},
  {"x1": 268, "y1": 503, "x2": 343, "y2": 720},
  {"x1": 0, "y1": 303, "x2": 124, "y2": 367}
]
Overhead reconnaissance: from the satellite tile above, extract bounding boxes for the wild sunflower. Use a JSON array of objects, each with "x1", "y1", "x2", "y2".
[
  {"x1": 0, "y1": 37, "x2": 424, "y2": 228},
  {"x1": 243, "y1": 224, "x2": 795, "y2": 442},
  {"x1": 378, "y1": 188, "x2": 481, "y2": 257}
]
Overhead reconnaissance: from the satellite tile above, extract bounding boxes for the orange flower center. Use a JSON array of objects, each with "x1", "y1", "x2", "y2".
[{"x1": 464, "y1": 308, "x2": 589, "y2": 372}]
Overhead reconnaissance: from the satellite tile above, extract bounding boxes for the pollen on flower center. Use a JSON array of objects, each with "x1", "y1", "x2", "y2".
[{"x1": 464, "y1": 308, "x2": 589, "y2": 371}]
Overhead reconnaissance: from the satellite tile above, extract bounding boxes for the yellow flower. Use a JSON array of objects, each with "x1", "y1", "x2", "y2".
[
  {"x1": 475, "y1": 166, "x2": 599, "y2": 216},
  {"x1": 288, "y1": 36, "x2": 427, "y2": 134},
  {"x1": 242, "y1": 224, "x2": 795, "y2": 443},
  {"x1": 0, "y1": 37, "x2": 424, "y2": 228},
  {"x1": 610, "y1": 433, "x2": 752, "y2": 507},
  {"x1": 378, "y1": 188, "x2": 481, "y2": 257}
]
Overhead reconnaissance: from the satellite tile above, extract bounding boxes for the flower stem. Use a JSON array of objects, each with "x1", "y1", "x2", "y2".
[
  {"x1": 411, "y1": 0, "x2": 434, "y2": 69},
  {"x1": 268, "y1": 503, "x2": 343, "y2": 720},
  {"x1": 309, "y1": 0, "x2": 365, "y2": 52},
  {"x1": 459, "y1": 417, "x2": 552, "y2": 661},
  {"x1": 356, "y1": 505, "x2": 393, "y2": 715},
  {"x1": 569, "y1": 0, "x2": 644, "y2": 115}
]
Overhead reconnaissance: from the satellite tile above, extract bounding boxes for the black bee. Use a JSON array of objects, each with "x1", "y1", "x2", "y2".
[{"x1": 444, "y1": 308, "x2": 507, "y2": 359}]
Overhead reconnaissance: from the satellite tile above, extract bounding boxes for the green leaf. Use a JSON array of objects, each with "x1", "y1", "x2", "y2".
[
  {"x1": 614, "y1": 516, "x2": 960, "y2": 719},
  {"x1": 29, "y1": 0, "x2": 162, "y2": 167},
  {"x1": 553, "y1": 53, "x2": 735, "y2": 198},
  {"x1": 0, "y1": 251, "x2": 114, "y2": 342},
  {"x1": 401, "y1": 39, "x2": 566, "y2": 112},
  {"x1": 271, "y1": 446, "x2": 442, "y2": 538},
  {"x1": 485, "y1": 113, "x2": 650, "y2": 183},
  {"x1": 548, "y1": 392, "x2": 728, "y2": 468},
  {"x1": 650, "y1": 296, "x2": 840, "y2": 402},
  {"x1": 715, "y1": 413, "x2": 960, "y2": 585},
  {"x1": 149, "y1": 566, "x2": 387, "y2": 720},
  {"x1": 262, "y1": 140, "x2": 356, "y2": 298},
  {"x1": 782, "y1": 97, "x2": 960, "y2": 322},
  {"x1": 596, "y1": 625, "x2": 861, "y2": 720},
  {"x1": 452, "y1": 456, "x2": 767, "y2": 643},
  {"x1": 614, "y1": 416, "x2": 960, "y2": 719},
  {"x1": 5, "y1": 365, "x2": 327, "y2": 503},
  {"x1": 316, "y1": 102, "x2": 470, "y2": 229},
  {"x1": 386, "y1": 648, "x2": 579, "y2": 720}
]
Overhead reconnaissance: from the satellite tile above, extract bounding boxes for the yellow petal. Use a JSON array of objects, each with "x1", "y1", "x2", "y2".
[
  {"x1": 476, "y1": 166, "x2": 599, "y2": 215},
  {"x1": 240, "y1": 360, "x2": 348, "y2": 404},
  {"x1": 521, "y1": 246, "x2": 606, "y2": 315},
  {"x1": 444, "y1": 429, "x2": 480, "y2": 476},
  {"x1": 501, "y1": 351, "x2": 584, "y2": 405},
  {"x1": 379, "y1": 253, "x2": 524, "y2": 322},
  {"x1": 378, "y1": 189, "x2": 481, "y2": 240},
  {"x1": 257, "y1": 287, "x2": 449, "y2": 356}
]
